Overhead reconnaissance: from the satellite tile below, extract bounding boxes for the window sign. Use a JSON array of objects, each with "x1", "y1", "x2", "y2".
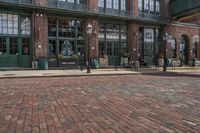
[{"x1": 21, "y1": 17, "x2": 31, "y2": 35}]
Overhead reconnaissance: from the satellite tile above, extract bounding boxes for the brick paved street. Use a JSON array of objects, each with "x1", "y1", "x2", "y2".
[{"x1": 0, "y1": 74, "x2": 200, "y2": 133}]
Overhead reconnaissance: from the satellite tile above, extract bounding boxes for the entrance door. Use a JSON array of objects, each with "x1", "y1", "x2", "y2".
[
  {"x1": 20, "y1": 38, "x2": 32, "y2": 67},
  {"x1": 107, "y1": 42, "x2": 120, "y2": 66},
  {"x1": 0, "y1": 37, "x2": 32, "y2": 68},
  {"x1": 8, "y1": 37, "x2": 19, "y2": 67},
  {"x1": 144, "y1": 43, "x2": 154, "y2": 65}
]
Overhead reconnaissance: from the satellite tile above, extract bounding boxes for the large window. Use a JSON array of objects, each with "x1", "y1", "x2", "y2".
[
  {"x1": 0, "y1": 13, "x2": 18, "y2": 35},
  {"x1": 106, "y1": 0, "x2": 112, "y2": 8},
  {"x1": 0, "y1": 38, "x2": 6, "y2": 55},
  {"x1": 113, "y1": 0, "x2": 119, "y2": 9},
  {"x1": 98, "y1": 0, "x2": 104, "y2": 7},
  {"x1": 144, "y1": 28, "x2": 154, "y2": 43},
  {"x1": 48, "y1": 18, "x2": 85, "y2": 57},
  {"x1": 139, "y1": 0, "x2": 161, "y2": 15},
  {"x1": 121, "y1": 0, "x2": 126, "y2": 10}
]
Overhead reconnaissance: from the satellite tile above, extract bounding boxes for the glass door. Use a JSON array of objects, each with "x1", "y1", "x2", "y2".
[
  {"x1": 144, "y1": 43, "x2": 154, "y2": 65},
  {"x1": 8, "y1": 37, "x2": 19, "y2": 67},
  {"x1": 107, "y1": 42, "x2": 120, "y2": 66},
  {"x1": 0, "y1": 37, "x2": 8, "y2": 67}
]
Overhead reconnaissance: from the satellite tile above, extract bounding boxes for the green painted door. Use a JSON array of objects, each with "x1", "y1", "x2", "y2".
[
  {"x1": 0, "y1": 37, "x2": 32, "y2": 68},
  {"x1": 144, "y1": 43, "x2": 154, "y2": 65},
  {"x1": 0, "y1": 37, "x2": 8, "y2": 67},
  {"x1": 8, "y1": 37, "x2": 19, "y2": 67},
  {"x1": 19, "y1": 38, "x2": 32, "y2": 67},
  {"x1": 107, "y1": 42, "x2": 120, "y2": 66}
]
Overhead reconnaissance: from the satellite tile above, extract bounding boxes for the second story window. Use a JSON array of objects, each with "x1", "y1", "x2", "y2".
[
  {"x1": 113, "y1": 0, "x2": 119, "y2": 10},
  {"x1": 106, "y1": 0, "x2": 112, "y2": 9},
  {"x1": 150, "y1": 0, "x2": 154, "y2": 12},
  {"x1": 98, "y1": 0, "x2": 104, "y2": 8},
  {"x1": 156, "y1": 0, "x2": 160, "y2": 13},
  {"x1": 138, "y1": 0, "x2": 143, "y2": 11},
  {"x1": 121, "y1": 0, "x2": 126, "y2": 10}
]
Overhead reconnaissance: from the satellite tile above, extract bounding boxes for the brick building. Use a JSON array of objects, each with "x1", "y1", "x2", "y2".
[{"x1": 0, "y1": 0, "x2": 199, "y2": 69}]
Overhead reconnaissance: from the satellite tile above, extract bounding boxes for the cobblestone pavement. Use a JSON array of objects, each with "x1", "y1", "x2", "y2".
[{"x1": 0, "y1": 74, "x2": 200, "y2": 133}]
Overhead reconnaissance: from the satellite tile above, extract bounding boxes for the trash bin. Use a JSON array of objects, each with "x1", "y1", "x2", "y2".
[{"x1": 38, "y1": 58, "x2": 48, "y2": 70}]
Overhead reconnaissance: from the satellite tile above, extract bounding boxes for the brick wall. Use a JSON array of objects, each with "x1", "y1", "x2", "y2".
[{"x1": 168, "y1": 24, "x2": 200, "y2": 60}]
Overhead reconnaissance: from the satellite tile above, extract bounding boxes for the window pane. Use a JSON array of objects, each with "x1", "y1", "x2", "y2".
[
  {"x1": 2, "y1": 13, "x2": 8, "y2": 34},
  {"x1": 59, "y1": 19, "x2": 75, "y2": 38},
  {"x1": 77, "y1": 20, "x2": 84, "y2": 39},
  {"x1": 10, "y1": 38, "x2": 18, "y2": 55},
  {"x1": 0, "y1": 38, "x2": 6, "y2": 55},
  {"x1": 138, "y1": 0, "x2": 143, "y2": 11},
  {"x1": 156, "y1": 0, "x2": 160, "y2": 13},
  {"x1": 22, "y1": 38, "x2": 30, "y2": 55},
  {"x1": 121, "y1": 0, "x2": 126, "y2": 10},
  {"x1": 59, "y1": 40, "x2": 74, "y2": 56},
  {"x1": 106, "y1": 0, "x2": 112, "y2": 8},
  {"x1": 21, "y1": 17, "x2": 31, "y2": 35},
  {"x1": 49, "y1": 40, "x2": 57, "y2": 56},
  {"x1": 144, "y1": 28, "x2": 154, "y2": 43},
  {"x1": 98, "y1": 0, "x2": 104, "y2": 7},
  {"x1": 48, "y1": 18, "x2": 57, "y2": 37},
  {"x1": 113, "y1": 0, "x2": 119, "y2": 9},
  {"x1": 0, "y1": 13, "x2": 2, "y2": 34},
  {"x1": 150, "y1": 0, "x2": 154, "y2": 12}
]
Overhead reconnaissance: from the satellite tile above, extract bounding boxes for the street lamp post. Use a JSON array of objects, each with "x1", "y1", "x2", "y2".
[{"x1": 87, "y1": 23, "x2": 93, "y2": 73}]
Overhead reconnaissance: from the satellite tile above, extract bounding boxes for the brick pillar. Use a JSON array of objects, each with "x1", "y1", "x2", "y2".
[
  {"x1": 128, "y1": 21, "x2": 139, "y2": 60},
  {"x1": 128, "y1": 0, "x2": 138, "y2": 17},
  {"x1": 188, "y1": 36, "x2": 193, "y2": 61},
  {"x1": 88, "y1": 0, "x2": 98, "y2": 12},
  {"x1": 86, "y1": 0, "x2": 99, "y2": 58},
  {"x1": 86, "y1": 18, "x2": 99, "y2": 58},
  {"x1": 34, "y1": 0, "x2": 48, "y2": 59}
]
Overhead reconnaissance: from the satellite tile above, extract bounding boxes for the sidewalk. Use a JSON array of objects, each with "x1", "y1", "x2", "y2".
[{"x1": 0, "y1": 67, "x2": 200, "y2": 78}]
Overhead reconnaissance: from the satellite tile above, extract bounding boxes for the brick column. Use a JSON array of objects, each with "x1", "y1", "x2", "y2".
[
  {"x1": 128, "y1": 21, "x2": 139, "y2": 60},
  {"x1": 128, "y1": 0, "x2": 138, "y2": 17},
  {"x1": 33, "y1": 0, "x2": 48, "y2": 59},
  {"x1": 86, "y1": 0, "x2": 99, "y2": 58}
]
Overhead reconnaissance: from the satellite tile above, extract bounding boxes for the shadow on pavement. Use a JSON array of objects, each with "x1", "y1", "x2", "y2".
[{"x1": 141, "y1": 72, "x2": 200, "y2": 78}]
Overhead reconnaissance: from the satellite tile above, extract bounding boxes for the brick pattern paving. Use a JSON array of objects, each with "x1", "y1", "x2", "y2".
[{"x1": 0, "y1": 75, "x2": 200, "y2": 133}]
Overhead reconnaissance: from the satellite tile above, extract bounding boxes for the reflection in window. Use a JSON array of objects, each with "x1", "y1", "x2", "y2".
[
  {"x1": 113, "y1": 0, "x2": 119, "y2": 9},
  {"x1": 58, "y1": 19, "x2": 75, "y2": 38},
  {"x1": 0, "y1": 38, "x2": 6, "y2": 55},
  {"x1": 10, "y1": 38, "x2": 18, "y2": 55},
  {"x1": 171, "y1": 39, "x2": 176, "y2": 58},
  {"x1": 49, "y1": 40, "x2": 56, "y2": 56},
  {"x1": 48, "y1": 18, "x2": 57, "y2": 37},
  {"x1": 121, "y1": 0, "x2": 126, "y2": 10},
  {"x1": 22, "y1": 38, "x2": 30, "y2": 55},
  {"x1": 106, "y1": 0, "x2": 112, "y2": 8},
  {"x1": 21, "y1": 17, "x2": 31, "y2": 35},
  {"x1": 98, "y1": 0, "x2": 104, "y2": 7},
  {"x1": 0, "y1": 13, "x2": 18, "y2": 35}
]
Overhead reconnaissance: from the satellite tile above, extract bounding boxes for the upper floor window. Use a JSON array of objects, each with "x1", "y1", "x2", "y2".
[
  {"x1": 156, "y1": 0, "x2": 160, "y2": 13},
  {"x1": 0, "y1": 13, "x2": 18, "y2": 35},
  {"x1": 144, "y1": 0, "x2": 149, "y2": 11},
  {"x1": 138, "y1": 0, "x2": 143, "y2": 11},
  {"x1": 113, "y1": 0, "x2": 119, "y2": 9},
  {"x1": 98, "y1": 0, "x2": 104, "y2": 7},
  {"x1": 106, "y1": 0, "x2": 112, "y2": 8},
  {"x1": 150, "y1": 0, "x2": 154, "y2": 12},
  {"x1": 121, "y1": 0, "x2": 126, "y2": 10}
]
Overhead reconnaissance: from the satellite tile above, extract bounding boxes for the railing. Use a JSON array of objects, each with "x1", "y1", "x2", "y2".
[
  {"x1": 0, "y1": 0, "x2": 32, "y2": 4},
  {"x1": 138, "y1": 11, "x2": 167, "y2": 21},
  {"x1": 48, "y1": 0, "x2": 88, "y2": 12},
  {"x1": 170, "y1": 0, "x2": 200, "y2": 16}
]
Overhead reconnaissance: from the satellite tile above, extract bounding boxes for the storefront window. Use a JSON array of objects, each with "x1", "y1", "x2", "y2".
[
  {"x1": 59, "y1": 19, "x2": 75, "y2": 38},
  {"x1": 0, "y1": 38, "x2": 6, "y2": 55},
  {"x1": 48, "y1": 18, "x2": 57, "y2": 37},
  {"x1": 10, "y1": 38, "x2": 18, "y2": 55},
  {"x1": 49, "y1": 40, "x2": 57, "y2": 56},
  {"x1": 106, "y1": 24, "x2": 119, "y2": 40},
  {"x1": 170, "y1": 39, "x2": 176, "y2": 58},
  {"x1": 22, "y1": 38, "x2": 30, "y2": 55},
  {"x1": 77, "y1": 20, "x2": 84, "y2": 39},
  {"x1": 0, "y1": 13, "x2": 18, "y2": 35}
]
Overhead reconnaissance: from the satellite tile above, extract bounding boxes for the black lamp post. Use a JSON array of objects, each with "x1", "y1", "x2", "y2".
[
  {"x1": 163, "y1": 32, "x2": 171, "y2": 72},
  {"x1": 87, "y1": 23, "x2": 93, "y2": 73}
]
